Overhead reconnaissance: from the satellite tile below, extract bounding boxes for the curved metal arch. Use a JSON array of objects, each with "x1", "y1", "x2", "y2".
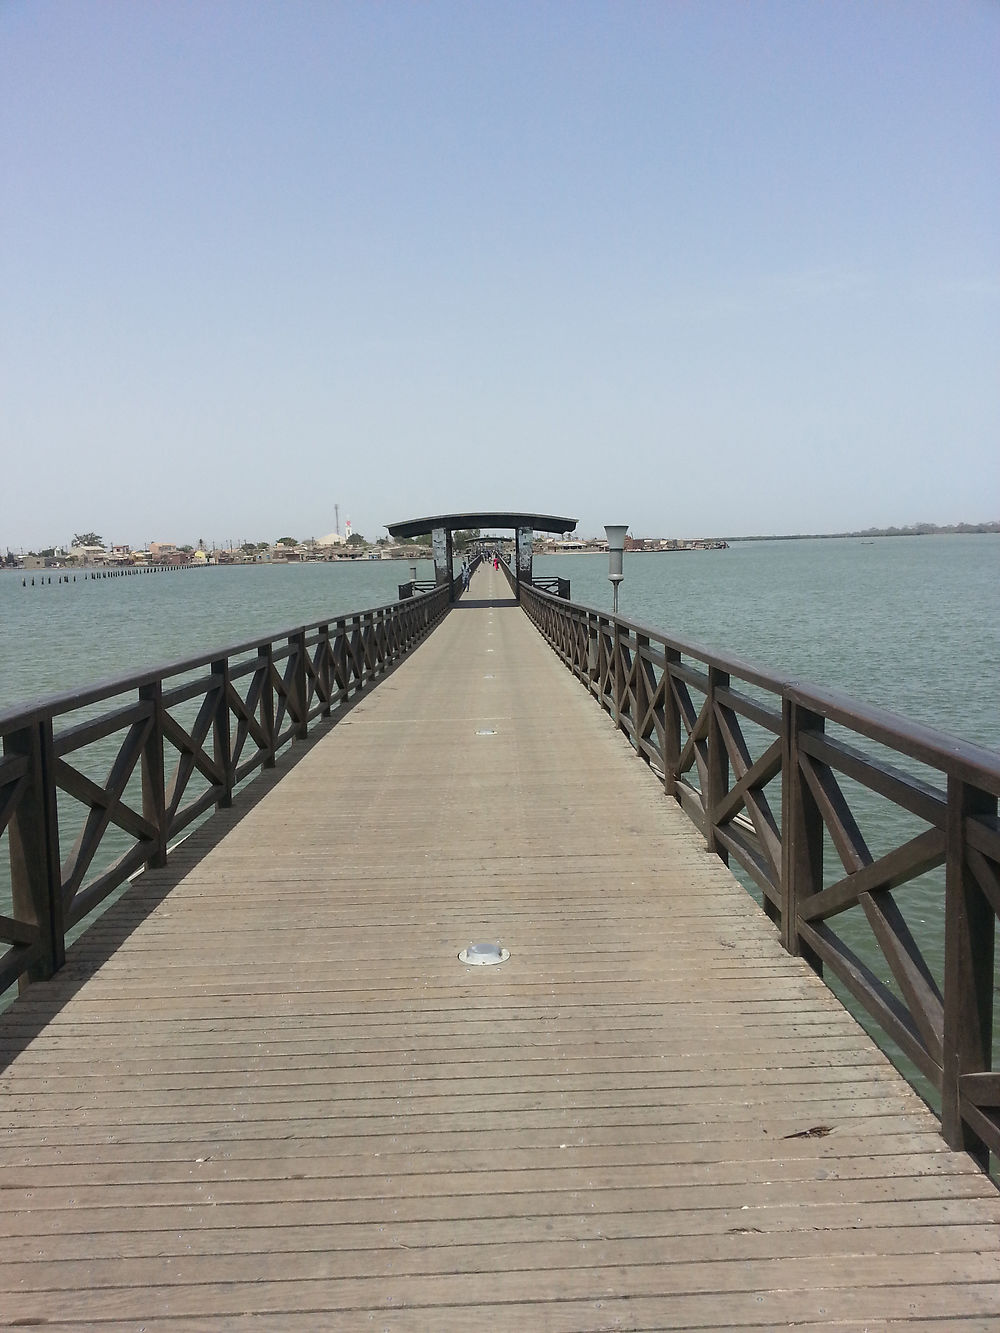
[{"x1": 386, "y1": 511, "x2": 577, "y2": 539}]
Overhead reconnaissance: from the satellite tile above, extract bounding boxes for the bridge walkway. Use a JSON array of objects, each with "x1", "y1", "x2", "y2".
[{"x1": 1, "y1": 561, "x2": 999, "y2": 1329}]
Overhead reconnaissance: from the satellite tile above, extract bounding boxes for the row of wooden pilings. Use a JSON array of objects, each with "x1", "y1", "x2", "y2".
[{"x1": 19, "y1": 564, "x2": 207, "y2": 586}]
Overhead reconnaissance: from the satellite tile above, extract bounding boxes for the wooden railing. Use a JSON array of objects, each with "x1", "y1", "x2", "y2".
[
  {"x1": 398, "y1": 579, "x2": 440, "y2": 599},
  {"x1": 0, "y1": 585, "x2": 450, "y2": 1000},
  {"x1": 496, "y1": 556, "x2": 569, "y2": 601},
  {"x1": 398, "y1": 553, "x2": 484, "y2": 603},
  {"x1": 519, "y1": 581, "x2": 1000, "y2": 1167},
  {"x1": 531, "y1": 575, "x2": 571, "y2": 599}
]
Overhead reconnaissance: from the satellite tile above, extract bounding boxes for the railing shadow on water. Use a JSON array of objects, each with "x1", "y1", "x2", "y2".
[
  {"x1": 0, "y1": 584, "x2": 450, "y2": 1010},
  {"x1": 515, "y1": 576, "x2": 1000, "y2": 1175}
]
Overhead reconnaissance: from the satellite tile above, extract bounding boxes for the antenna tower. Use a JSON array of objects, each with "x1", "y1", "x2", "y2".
[{"x1": 335, "y1": 504, "x2": 340, "y2": 536}]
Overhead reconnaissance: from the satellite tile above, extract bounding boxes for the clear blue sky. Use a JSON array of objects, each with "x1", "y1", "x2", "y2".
[{"x1": 2, "y1": 0, "x2": 997, "y2": 547}]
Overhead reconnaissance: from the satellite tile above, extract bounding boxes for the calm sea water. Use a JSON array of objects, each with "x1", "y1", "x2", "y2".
[
  {"x1": 535, "y1": 534, "x2": 1000, "y2": 753},
  {"x1": 0, "y1": 557, "x2": 437, "y2": 712},
  {"x1": 3, "y1": 537, "x2": 996, "y2": 744}
]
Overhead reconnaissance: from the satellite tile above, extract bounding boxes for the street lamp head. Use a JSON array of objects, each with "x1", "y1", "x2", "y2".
[{"x1": 605, "y1": 524, "x2": 628, "y2": 613}]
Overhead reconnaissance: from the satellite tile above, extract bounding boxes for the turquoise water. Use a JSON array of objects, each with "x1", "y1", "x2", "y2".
[
  {"x1": 535, "y1": 534, "x2": 1000, "y2": 752},
  {"x1": 0, "y1": 558, "x2": 436, "y2": 713}
]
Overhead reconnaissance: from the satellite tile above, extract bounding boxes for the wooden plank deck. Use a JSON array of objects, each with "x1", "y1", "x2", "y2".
[{"x1": 1, "y1": 561, "x2": 999, "y2": 1330}]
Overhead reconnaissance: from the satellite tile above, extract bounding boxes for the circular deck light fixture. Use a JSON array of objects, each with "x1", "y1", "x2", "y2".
[{"x1": 459, "y1": 942, "x2": 509, "y2": 965}]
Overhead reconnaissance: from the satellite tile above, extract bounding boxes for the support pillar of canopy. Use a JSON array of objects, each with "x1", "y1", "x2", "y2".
[{"x1": 432, "y1": 527, "x2": 454, "y2": 601}]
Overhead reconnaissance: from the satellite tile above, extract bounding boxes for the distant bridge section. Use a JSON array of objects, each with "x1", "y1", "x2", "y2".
[{"x1": 386, "y1": 510, "x2": 578, "y2": 600}]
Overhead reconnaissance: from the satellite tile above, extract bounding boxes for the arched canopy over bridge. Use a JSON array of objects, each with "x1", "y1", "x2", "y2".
[{"x1": 386, "y1": 510, "x2": 578, "y2": 599}]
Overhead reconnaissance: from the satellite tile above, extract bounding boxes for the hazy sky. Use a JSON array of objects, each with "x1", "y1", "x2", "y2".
[{"x1": 2, "y1": 1, "x2": 997, "y2": 548}]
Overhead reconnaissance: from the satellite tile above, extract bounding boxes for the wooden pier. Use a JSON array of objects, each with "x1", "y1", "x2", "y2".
[{"x1": 2, "y1": 561, "x2": 1000, "y2": 1329}]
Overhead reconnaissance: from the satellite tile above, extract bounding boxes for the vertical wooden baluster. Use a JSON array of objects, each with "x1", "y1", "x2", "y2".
[
  {"x1": 6, "y1": 719, "x2": 63, "y2": 986},
  {"x1": 291, "y1": 631, "x2": 308, "y2": 740},
  {"x1": 706, "y1": 667, "x2": 729, "y2": 860},
  {"x1": 377, "y1": 608, "x2": 388, "y2": 674},
  {"x1": 140, "y1": 681, "x2": 167, "y2": 868},
  {"x1": 781, "y1": 698, "x2": 823, "y2": 970},
  {"x1": 362, "y1": 612, "x2": 373, "y2": 686},
  {"x1": 612, "y1": 620, "x2": 624, "y2": 729},
  {"x1": 634, "y1": 633, "x2": 650, "y2": 764},
  {"x1": 382, "y1": 609, "x2": 393, "y2": 667},
  {"x1": 334, "y1": 618, "x2": 347, "y2": 706},
  {"x1": 942, "y1": 777, "x2": 996, "y2": 1168},
  {"x1": 213, "y1": 658, "x2": 233, "y2": 808},
  {"x1": 262, "y1": 643, "x2": 276, "y2": 768},
  {"x1": 587, "y1": 615, "x2": 599, "y2": 696},
  {"x1": 318, "y1": 624, "x2": 332, "y2": 717},
  {"x1": 663, "y1": 647, "x2": 681, "y2": 798}
]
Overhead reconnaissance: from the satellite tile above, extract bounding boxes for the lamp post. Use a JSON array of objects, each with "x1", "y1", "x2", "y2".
[{"x1": 605, "y1": 524, "x2": 628, "y2": 615}]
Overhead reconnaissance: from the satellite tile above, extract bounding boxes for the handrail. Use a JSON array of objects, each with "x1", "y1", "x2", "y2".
[
  {"x1": 531, "y1": 575, "x2": 571, "y2": 599},
  {"x1": 0, "y1": 584, "x2": 440, "y2": 731},
  {"x1": 518, "y1": 580, "x2": 1000, "y2": 1168},
  {"x1": 0, "y1": 584, "x2": 450, "y2": 1000},
  {"x1": 495, "y1": 557, "x2": 569, "y2": 601}
]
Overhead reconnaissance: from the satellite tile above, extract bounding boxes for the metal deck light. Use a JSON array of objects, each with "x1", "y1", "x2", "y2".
[{"x1": 605, "y1": 525, "x2": 628, "y2": 614}]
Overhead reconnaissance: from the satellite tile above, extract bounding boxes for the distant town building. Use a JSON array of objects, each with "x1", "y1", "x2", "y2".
[{"x1": 69, "y1": 543, "x2": 107, "y2": 565}]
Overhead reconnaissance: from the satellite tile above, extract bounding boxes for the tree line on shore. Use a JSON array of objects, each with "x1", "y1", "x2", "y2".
[{"x1": 719, "y1": 521, "x2": 999, "y2": 543}]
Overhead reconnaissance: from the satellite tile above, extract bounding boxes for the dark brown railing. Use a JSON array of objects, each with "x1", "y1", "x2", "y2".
[
  {"x1": 0, "y1": 584, "x2": 449, "y2": 1000},
  {"x1": 496, "y1": 555, "x2": 569, "y2": 601},
  {"x1": 519, "y1": 581, "x2": 1000, "y2": 1167},
  {"x1": 531, "y1": 575, "x2": 571, "y2": 599},
  {"x1": 399, "y1": 552, "x2": 484, "y2": 602}
]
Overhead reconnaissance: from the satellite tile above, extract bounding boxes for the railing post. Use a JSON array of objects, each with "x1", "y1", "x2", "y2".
[
  {"x1": 941, "y1": 777, "x2": 996, "y2": 1167},
  {"x1": 140, "y1": 681, "x2": 168, "y2": 868},
  {"x1": 781, "y1": 697, "x2": 824, "y2": 967},
  {"x1": 663, "y1": 647, "x2": 681, "y2": 797},
  {"x1": 5, "y1": 720, "x2": 64, "y2": 985},
  {"x1": 612, "y1": 620, "x2": 625, "y2": 729},
  {"x1": 212, "y1": 658, "x2": 234, "y2": 808},
  {"x1": 705, "y1": 667, "x2": 729, "y2": 861},
  {"x1": 376, "y1": 608, "x2": 389, "y2": 675},
  {"x1": 333, "y1": 618, "x2": 348, "y2": 706},
  {"x1": 360, "y1": 612, "x2": 374, "y2": 688},
  {"x1": 261, "y1": 642, "x2": 276, "y2": 768},
  {"x1": 634, "y1": 633, "x2": 651, "y2": 764},
  {"x1": 587, "y1": 615, "x2": 600, "y2": 695},
  {"x1": 291, "y1": 631, "x2": 308, "y2": 740},
  {"x1": 318, "y1": 624, "x2": 333, "y2": 717}
]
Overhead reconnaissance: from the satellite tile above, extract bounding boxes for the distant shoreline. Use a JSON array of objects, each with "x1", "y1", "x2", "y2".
[{"x1": 718, "y1": 523, "x2": 998, "y2": 543}]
